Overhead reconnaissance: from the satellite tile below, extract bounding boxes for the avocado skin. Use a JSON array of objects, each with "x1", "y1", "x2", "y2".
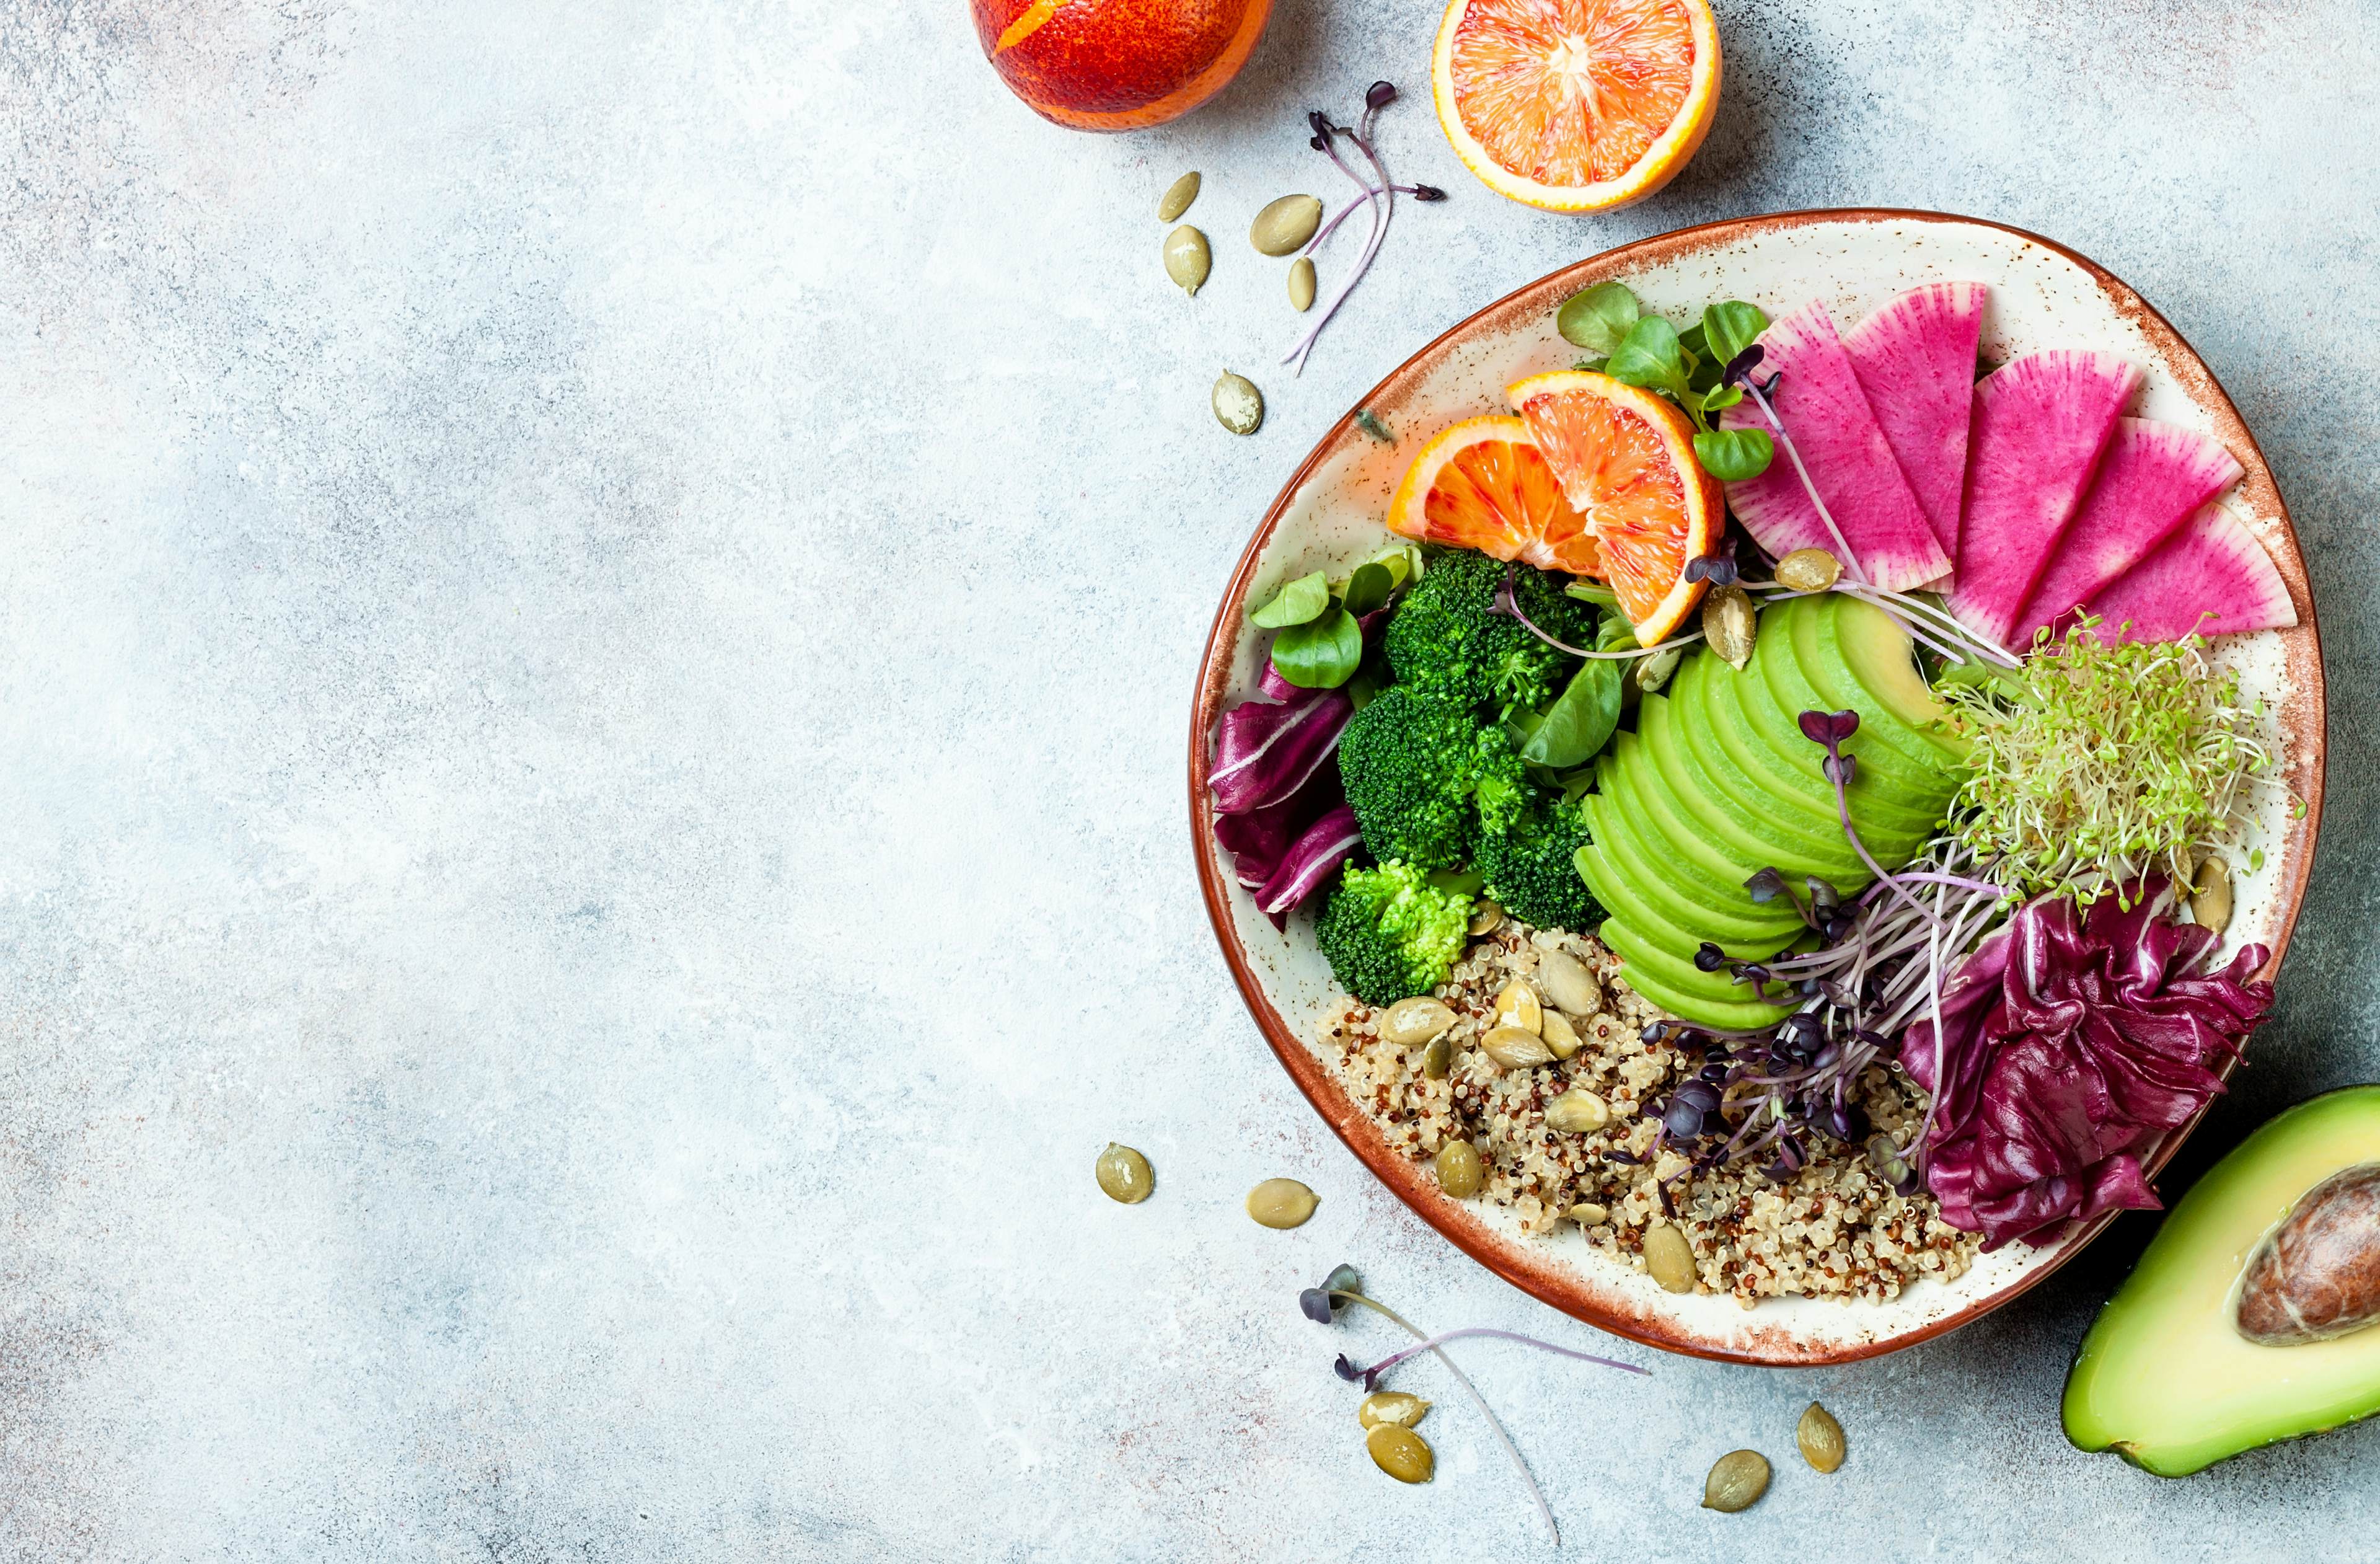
[{"x1": 2062, "y1": 1086, "x2": 2380, "y2": 1477}]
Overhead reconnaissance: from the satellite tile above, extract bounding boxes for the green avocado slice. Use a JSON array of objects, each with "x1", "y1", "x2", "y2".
[
  {"x1": 1789, "y1": 594, "x2": 1967, "y2": 775},
  {"x1": 1680, "y1": 650, "x2": 1944, "y2": 847},
  {"x1": 1758, "y1": 597, "x2": 1952, "y2": 795},
  {"x1": 1598, "y1": 735, "x2": 1806, "y2": 923},
  {"x1": 1637, "y1": 687, "x2": 1873, "y2": 883},
  {"x1": 1580, "y1": 785, "x2": 1804, "y2": 944},
  {"x1": 2065, "y1": 1086, "x2": 2380, "y2": 1477},
  {"x1": 1598, "y1": 916, "x2": 1802, "y2": 1029}
]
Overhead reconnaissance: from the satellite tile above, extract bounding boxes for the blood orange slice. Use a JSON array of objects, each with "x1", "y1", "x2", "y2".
[
  {"x1": 1507, "y1": 370, "x2": 1721, "y2": 643},
  {"x1": 1385, "y1": 415, "x2": 1600, "y2": 576},
  {"x1": 1432, "y1": 0, "x2": 1721, "y2": 213}
]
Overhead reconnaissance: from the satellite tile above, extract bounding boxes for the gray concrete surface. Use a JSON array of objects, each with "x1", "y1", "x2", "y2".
[{"x1": 3, "y1": 1, "x2": 2378, "y2": 1558}]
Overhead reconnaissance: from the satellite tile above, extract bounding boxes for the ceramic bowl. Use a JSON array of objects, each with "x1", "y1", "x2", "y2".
[{"x1": 1188, "y1": 210, "x2": 2326, "y2": 1365}]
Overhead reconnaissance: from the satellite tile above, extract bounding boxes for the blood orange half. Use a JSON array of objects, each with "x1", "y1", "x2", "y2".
[
  {"x1": 1507, "y1": 371, "x2": 1722, "y2": 643},
  {"x1": 1432, "y1": 0, "x2": 1721, "y2": 213},
  {"x1": 1385, "y1": 415, "x2": 1601, "y2": 577}
]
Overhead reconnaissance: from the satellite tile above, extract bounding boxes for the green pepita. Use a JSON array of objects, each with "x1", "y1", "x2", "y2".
[
  {"x1": 1381, "y1": 996, "x2": 1457, "y2": 1048},
  {"x1": 1157, "y1": 170, "x2": 1201, "y2": 222},
  {"x1": 1358, "y1": 1391, "x2": 1431, "y2": 1430},
  {"x1": 1366, "y1": 1423, "x2": 1435, "y2": 1483},
  {"x1": 1212, "y1": 371, "x2": 1264, "y2": 436},
  {"x1": 1644, "y1": 1222, "x2": 1697, "y2": 1292},
  {"x1": 1703, "y1": 583, "x2": 1756, "y2": 669},
  {"x1": 2190, "y1": 854, "x2": 2233, "y2": 935},
  {"x1": 1246, "y1": 1177, "x2": 1319, "y2": 1229},
  {"x1": 1420, "y1": 1035, "x2": 1453, "y2": 1080},
  {"x1": 1796, "y1": 1402, "x2": 1846, "y2": 1473},
  {"x1": 1545, "y1": 1087, "x2": 1610, "y2": 1133},
  {"x1": 1701, "y1": 1449, "x2": 1771, "y2": 1511},
  {"x1": 1287, "y1": 256, "x2": 1316, "y2": 312},
  {"x1": 1250, "y1": 193, "x2": 1323, "y2": 256},
  {"x1": 1163, "y1": 225, "x2": 1211, "y2": 296},
  {"x1": 1479, "y1": 1025, "x2": 1554, "y2": 1071},
  {"x1": 1775, "y1": 547, "x2": 1843, "y2": 591},
  {"x1": 1095, "y1": 1142, "x2": 1154, "y2": 1204},
  {"x1": 1434, "y1": 1139, "x2": 1484, "y2": 1198}
]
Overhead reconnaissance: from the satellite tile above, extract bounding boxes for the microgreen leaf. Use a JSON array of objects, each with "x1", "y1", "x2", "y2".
[
  {"x1": 1604, "y1": 315, "x2": 1693, "y2": 404},
  {"x1": 1692, "y1": 426, "x2": 1774, "y2": 481},
  {"x1": 1555, "y1": 281, "x2": 1642, "y2": 355},
  {"x1": 1701, "y1": 301, "x2": 1769, "y2": 366},
  {"x1": 1519, "y1": 659, "x2": 1623, "y2": 768},
  {"x1": 1340, "y1": 561, "x2": 1395, "y2": 616},
  {"x1": 1270, "y1": 606, "x2": 1364, "y2": 687},
  {"x1": 1798, "y1": 709, "x2": 1861, "y2": 746},
  {"x1": 1252, "y1": 570, "x2": 1330, "y2": 628}
]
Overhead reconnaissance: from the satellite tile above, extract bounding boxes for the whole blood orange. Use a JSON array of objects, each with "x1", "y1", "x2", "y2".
[
  {"x1": 1385, "y1": 416, "x2": 1601, "y2": 577},
  {"x1": 1432, "y1": 0, "x2": 1720, "y2": 211},
  {"x1": 974, "y1": 0, "x2": 1274, "y2": 132},
  {"x1": 1507, "y1": 371, "x2": 1722, "y2": 643}
]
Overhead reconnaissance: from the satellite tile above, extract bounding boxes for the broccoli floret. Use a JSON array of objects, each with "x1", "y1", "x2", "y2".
[
  {"x1": 1338, "y1": 686, "x2": 1490, "y2": 870},
  {"x1": 1382, "y1": 552, "x2": 1600, "y2": 716},
  {"x1": 1474, "y1": 793, "x2": 1604, "y2": 934},
  {"x1": 1316, "y1": 860, "x2": 1474, "y2": 1005}
]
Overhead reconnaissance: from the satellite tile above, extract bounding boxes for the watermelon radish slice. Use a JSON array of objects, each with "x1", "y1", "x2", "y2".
[
  {"x1": 1944, "y1": 351, "x2": 2143, "y2": 645},
  {"x1": 1842, "y1": 282, "x2": 1987, "y2": 560},
  {"x1": 2084, "y1": 503, "x2": 2297, "y2": 643},
  {"x1": 2011, "y1": 418, "x2": 2241, "y2": 645},
  {"x1": 1721, "y1": 300, "x2": 1952, "y2": 593}
]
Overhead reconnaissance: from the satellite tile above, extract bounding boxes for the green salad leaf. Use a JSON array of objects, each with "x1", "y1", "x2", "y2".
[
  {"x1": 1340, "y1": 561, "x2": 1395, "y2": 617},
  {"x1": 1701, "y1": 301, "x2": 1768, "y2": 366},
  {"x1": 1692, "y1": 427, "x2": 1774, "y2": 482},
  {"x1": 1271, "y1": 605, "x2": 1365, "y2": 688},
  {"x1": 1605, "y1": 315, "x2": 1695, "y2": 404},
  {"x1": 1517, "y1": 657, "x2": 1623, "y2": 769},
  {"x1": 1556, "y1": 281, "x2": 1642, "y2": 355},
  {"x1": 1252, "y1": 570, "x2": 1331, "y2": 629}
]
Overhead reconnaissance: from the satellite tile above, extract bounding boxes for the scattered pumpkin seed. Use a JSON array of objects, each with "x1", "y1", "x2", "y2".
[
  {"x1": 1536, "y1": 948, "x2": 1600, "y2": 1015},
  {"x1": 1287, "y1": 256, "x2": 1316, "y2": 312},
  {"x1": 1540, "y1": 1009, "x2": 1582, "y2": 1060},
  {"x1": 1434, "y1": 1139, "x2": 1484, "y2": 1198},
  {"x1": 1775, "y1": 547, "x2": 1843, "y2": 591},
  {"x1": 1246, "y1": 1177, "x2": 1319, "y2": 1229},
  {"x1": 1157, "y1": 170, "x2": 1201, "y2": 222},
  {"x1": 1491, "y1": 981, "x2": 1543, "y2": 1036},
  {"x1": 1796, "y1": 1402, "x2": 1846, "y2": 1473},
  {"x1": 1163, "y1": 225, "x2": 1211, "y2": 297},
  {"x1": 2190, "y1": 854, "x2": 2233, "y2": 936},
  {"x1": 1864, "y1": 1133, "x2": 1912, "y2": 1190},
  {"x1": 1480, "y1": 1025, "x2": 1555, "y2": 1071},
  {"x1": 1095, "y1": 1142, "x2": 1154, "y2": 1204},
  {"x1": 1701, "y1": 1449, "x2": 1771, "y2": 1511},
  {"x1": 1212, "y1": 371, "x2": 1264, "y2": 436},
  {"x1": 1569, "y1": 1201, "x2": 1608, "y2": 1226},
  {"x1": 1703, "y1": 583, "x2": 1756, "y2": 669},
  {"x1": 1420, "y1": 1035, "x2": 1453, "y2": 1080},
  {"x1": 1644, "y1": 1222, "x2": 1696, "y2": 1292},
  {"x1": 1468, "y1": 900, "x2": 1506, "y2": 937},
  {"x1": 1366, "y1": 1423, "x2": 1435, "y2": 1483},
  {"x1": 1249, "y1": 193, "x2": 1323, "y2": 256},
  {"x1": 1545, "y1": 1087, "x2": 1610, "y2": 1134},
  {"x1": 1381, "y1": 996, "x2": 1457, "y2": 1048},
  {"x1": 1352, "y1": 409, "x2": 1396, "y2": 443},
  {"x1": 1359, "y1": 1390, "x2": 1431, "y2": 1430}
]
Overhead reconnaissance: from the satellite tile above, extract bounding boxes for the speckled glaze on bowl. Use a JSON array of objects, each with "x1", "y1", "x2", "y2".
[{"x1": 1188, "y1": 210, "x2": 2326, "y2": 1366}]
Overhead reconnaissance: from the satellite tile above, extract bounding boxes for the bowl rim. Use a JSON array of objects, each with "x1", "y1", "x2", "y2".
[{"x1": 1187, "y1": 207, "x2": 2327, "y2": 1365}]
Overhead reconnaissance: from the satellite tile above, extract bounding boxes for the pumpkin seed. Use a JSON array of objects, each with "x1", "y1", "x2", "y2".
[
  {"x1": 1163, "y1": 224, "x2": 1210, "y2": 296},
  {"x1": 1366, "y1": 1423, "x2": 1435, "y2": 1483},
  {"x1": 1491, "y1": 981, "x2": 1543, "y2": 1036},
  {"x1": 1569, "y1": 1201, "x2": 1608, "y2": 1226},
  {"x1": 1467, "y1": 899, "x2": 1505, "y2": 937},
  {"x1": 1212, "y1": 371, "x2": 1264, "y2": 436},
  {"x1": 2191, "y1": 854, "x2": 2233, "y2": 936},
  {"x1": 1536, "y1": 948, "x2": 1600, "y2": 1016},
  {"x1": 1540, "y1": 1008, "x2": 1582, "y2": 1060},
  {"x1": 1703, "y1": 583, "x2": 1756, "y2": 669},
  {"x1": 1479, "y1": 1025, "x2": 1554, "y2": 1071},
  {"x1": 1634, "y1": 644, "x2": 1684, "y2": 693},
  {"x1": 1095, "y1": 1142, "x2": 1154, "y2": 1204},
  {"x1": 1249, "y1": 193, "x2": 1323, "y2": 256},
  {"x1": 1545, "y1": 1087, "x2": 1610, "y2": 1134},
  {"x1": 1246, "y1": 1177, "x2": 1319, "y2": 1229},
  {"x1": 1434, "y1": 1139, "x2": 1484, "y2": 1198},
  {"x1": 1359, "y1": 1390, "x2": 1431, "y2": 1430},
  {"x1": 1775, "y1": 547, "x2": 1843, "y2": 591},
  {"x1": 1420, "y1": 1035, "x2": 1453, "y2": 1079},
  {"x1": 1380, "y1": 996, "x2": 1457, "y2": 1048},
  {"x1": 1644, "y1": 1222, "x2": 1696, "y2": 1292},
  {"x1": 1701, "y1": 1449, "x2": 1771, "y2": 1511},
  {"x1": 1287, "y1": 256, "x2": 1316, "y2": 312},
  {"x1": 1796, "y1": 1402, "x2": 1846, "y2": 1472},
  {"x1": 1157, "y1": 170, "x2": 1201, "y2": 222}
]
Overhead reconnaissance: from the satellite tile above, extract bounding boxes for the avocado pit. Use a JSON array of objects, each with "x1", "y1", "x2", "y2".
[{"x1": 2236, "y1": 1164, "x2": 2380, "y2": 1345}]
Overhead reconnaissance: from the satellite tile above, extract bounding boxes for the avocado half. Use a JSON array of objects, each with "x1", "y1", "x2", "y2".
[{"x1": 2063, "y1": 1086, "x2": 2380, "y2": 1475}]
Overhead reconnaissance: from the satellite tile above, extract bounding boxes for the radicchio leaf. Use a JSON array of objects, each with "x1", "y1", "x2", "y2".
[
  {"x1": 1257, "y1": 806, "x2": 1363, "y2": 919},
  {"x1": 1210, "y1": 684, "x2": 1352, "y2": 816},
  {"x1": 1902, "y1": 881, "x2": 2271, "y2": 1249}
]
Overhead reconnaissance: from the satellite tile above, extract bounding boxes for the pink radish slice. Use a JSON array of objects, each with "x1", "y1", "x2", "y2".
[
  {"x1": 1843, "y1": 281, "x2": 1987, "y2": 563},
  {"x1": 1944, "y1": 350, "x2": 2142, "y2": 645},
  {"x1": 2012, "y1": 419, "x2": 2241, "y2": 645},
  {"x1": 1719, "y1": 299, "x2": 1952, "y2": 592},
  {"x1": 2084, "y1": 503, "x2": 2297, "y2": 643}
]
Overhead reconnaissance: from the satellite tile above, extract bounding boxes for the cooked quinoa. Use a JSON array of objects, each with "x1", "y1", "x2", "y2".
[{"x1": 1323, "y1": 918, "x2": 1978, "y2": 1307}]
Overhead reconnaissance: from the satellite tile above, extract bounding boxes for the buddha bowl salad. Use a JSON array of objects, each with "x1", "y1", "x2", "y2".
[{"x1": 1209, "y1": 280, "x2": 2301, "y2": 1306}]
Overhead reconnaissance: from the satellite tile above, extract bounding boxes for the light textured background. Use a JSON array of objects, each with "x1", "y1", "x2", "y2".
[{"x1": 3, "y1": 2, "x2": 2378, "y2": 1558}]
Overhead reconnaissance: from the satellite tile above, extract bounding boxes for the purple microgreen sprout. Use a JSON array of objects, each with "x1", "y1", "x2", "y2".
[
  {"x1": 1799, "y1": 709, "x2": 1941, "y2": 926},
  {"x1": 1298, "y1": 1268, "x2": 1571, "y2": 1542},
  {"x1": 1339, "y1": 1328, "x2": 1648, "y2": 1391},
  {"x1": 1283, "y1": 87, "x2": 1441, "y2": 378}
]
